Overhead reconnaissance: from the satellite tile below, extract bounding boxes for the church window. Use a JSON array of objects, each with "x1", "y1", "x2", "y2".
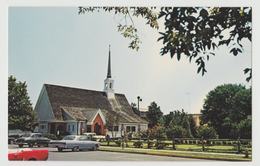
[{"x1": 109, "y1": 83, "x2": 112, "y2": 88}]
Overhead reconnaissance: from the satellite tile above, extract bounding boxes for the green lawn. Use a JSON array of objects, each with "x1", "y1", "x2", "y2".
[
  {"x1": 99, "y1": 146, "x2": 252, "y2": 161},
  {"x1": 101, "y1": 141, "x2": 251, "y2": 154}
]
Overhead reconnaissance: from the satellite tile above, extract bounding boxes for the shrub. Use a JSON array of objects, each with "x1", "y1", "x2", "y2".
[
  {"x1": 133, "y1": 141, "x2": 143, "y2": 148},
  {"x1": 197, "y1": 125, "x2": 218, "y2": 139},
  {"x1": 155, "y1": 142, "x2": 166, "y2": 149},
  {"x1": 115, "y1": 140, "x2": 121, "y2": 147},
  {"x1": 147, "y1": 141, "x2": 154, "y2": 149}
]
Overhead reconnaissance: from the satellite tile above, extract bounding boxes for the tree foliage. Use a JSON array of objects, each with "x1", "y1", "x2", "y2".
[
  {"x1": 201, "y1": 84, "x2": 251, "y2": 138},
  {"x1": 189, "y1": 115, "x2": 198, "y2": 138},
  {"x1": 8, "y1": 75, "x2": 35, "y2": 131},
  {"x1": 78, "y1": 7, "x2": 252, "y2": 81},
  {"x1": 147, "y1": 102, "x2": 163, "y2": 128},
  {"x1": 196, "y1": 125, "x2": 218, "y2": 139},
  {"x1": 158, "y1": 7, "x2": 251, "y2": 78},
  {"x1": 105, "y1": 109, "x2": 120, "y2": 138},
  {"x1": 164, "y1": 110, "x2": 193, "y2": 138},
  {"x1": 237, "y1": 117, "x2": 251, "y2": 139}
]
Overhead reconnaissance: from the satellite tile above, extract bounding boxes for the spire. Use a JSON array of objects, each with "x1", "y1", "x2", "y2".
[{"x1": 107, "y1": 45, "x2": 112, "y2": 78}]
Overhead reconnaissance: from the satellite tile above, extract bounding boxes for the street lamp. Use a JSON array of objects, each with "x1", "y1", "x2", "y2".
[{"x1": 137, "y1": 96, "x2": 142, "y2": 116}]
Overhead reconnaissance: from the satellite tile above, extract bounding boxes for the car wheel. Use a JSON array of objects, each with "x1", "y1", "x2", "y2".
[
  {"x1": 72, "y1": 146, "x2": 79, "y2": 152},
  {"x1": 58, "y1": 147, "x2": 63, "y2": 152},
  {"x1": 18, "y1": 144, "x2": 23, "y2": 148}
]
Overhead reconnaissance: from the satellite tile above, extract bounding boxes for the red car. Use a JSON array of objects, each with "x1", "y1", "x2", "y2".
[{"x1": 8, "y1": 148, "x2": 48, "y2": 161}]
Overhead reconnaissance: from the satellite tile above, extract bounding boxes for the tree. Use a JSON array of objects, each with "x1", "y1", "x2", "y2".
[
  {"x1": 201, "y1": 84, "x2": 251, "y2": 138},
  {"x1": 189, "y1": 115, "x2": 198, "y2": 138},
  {"x1": 105, "y1": 110, "x2": 120, "y2": 138},
  {"x1": 165, "y1": 125, "x2": 187, "y2": 139},
  {"x1": 8, "y1": 75, "x2": 35, "y2": 131},
  {"x1": 78, "y1": 7, "x2": 252, "y2": 81},
  {"x1": 163, "y1": 110, "x2": 193, "y2": 138},
  {"x1": 237, "y1": 118, "x2": 251, "y2": 139},
  {"x1": 147, "y1": 102, "x2": 163, "y2": 128},
  {"x1": 196, "y1": 125, "x2": 218, "y2": 139},
  {"x1": 151, "y1": 125, "x2": 167, "y2": 142}
]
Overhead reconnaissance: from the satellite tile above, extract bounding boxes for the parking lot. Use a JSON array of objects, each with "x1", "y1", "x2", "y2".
[{"x1": 8, "y1": 145, "x2": 201, "y2": 161}]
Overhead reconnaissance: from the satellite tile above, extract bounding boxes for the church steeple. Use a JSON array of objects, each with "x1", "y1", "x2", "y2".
[
  {"x1": 104, "y1": 45, "x2": 115, "y2": 99},
  {"x1": 107, "y1": 45, "x2": 112, "y2": 78}
]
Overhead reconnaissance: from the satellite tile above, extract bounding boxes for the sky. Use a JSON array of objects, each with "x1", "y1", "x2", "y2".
[{"x1": 8, "y1": 7, "x2": 251, "y2": 114}]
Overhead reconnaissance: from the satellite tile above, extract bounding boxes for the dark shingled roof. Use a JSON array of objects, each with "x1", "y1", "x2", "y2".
[
  {"x1": 44, "y1": 84, "x2": 147, "y2": 124},
  {"x1": 61, "y1": 107, "x2": 99, "y2": 122}
]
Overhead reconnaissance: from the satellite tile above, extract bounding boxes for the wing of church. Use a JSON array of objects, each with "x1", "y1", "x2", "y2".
[{"x1": 34, "y1": 45, "x2": 148, "y2": 137}]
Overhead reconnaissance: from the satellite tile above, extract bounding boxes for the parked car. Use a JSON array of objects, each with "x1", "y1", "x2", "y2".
[
  {"x1": 16, "y1": 133, "x2": 50, "y2": 148},
  {"x1": 8, "y1": 148, "x2": 48, "y2": 161},
  {"x1": 8, "y1": 129, "x2": 28, "y2": 144},
  {"x1": 83, "y1": 132, "x2": 106, "y2": 141},
  {"x1": 49, "y1": 135, "x2": 100, "y2": 152}
]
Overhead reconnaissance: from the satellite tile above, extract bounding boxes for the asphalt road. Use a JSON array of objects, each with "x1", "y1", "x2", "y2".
[{"x1": 9, "y1": 145, "x2": 201, "y2": 161}]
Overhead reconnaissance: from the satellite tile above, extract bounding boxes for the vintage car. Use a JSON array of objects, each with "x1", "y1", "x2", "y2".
[
  {"x1": 8, "y1": 148, "x2": 48, "y2": 161},
  {"x1": 49, "y1": 135, "x2": 100, "y2": 152},
  {"x1": 16, "y1": 133, "x2": 50, "y2": 148},
  {"x1": 83, "y1": 132, "x2": 106, "y2": 141},
  {"x1": 8, "y1": 129, "x2": 28, "y2": 144}
]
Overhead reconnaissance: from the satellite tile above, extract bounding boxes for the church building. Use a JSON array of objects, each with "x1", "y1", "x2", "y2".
[{"x1": 34, "y1": 46, "x2": 148, "y2": 137}]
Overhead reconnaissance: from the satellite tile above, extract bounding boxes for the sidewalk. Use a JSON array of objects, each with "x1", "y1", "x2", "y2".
[{"x1": 99, "y1": 146, "x2": 251, "y2": 161}]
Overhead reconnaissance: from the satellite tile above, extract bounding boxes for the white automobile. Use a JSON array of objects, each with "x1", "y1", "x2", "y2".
[
  {"x1": 49, "y1": 135, "x2": 100, "y2": 152},
  {"x1": 83, "y1": 132, "x2": 106, "y2": 141}
]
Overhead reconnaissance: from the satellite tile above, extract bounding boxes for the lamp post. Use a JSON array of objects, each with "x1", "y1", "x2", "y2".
[{"x1": 137, "y1": 96, "x2": 142, "y2": 116}]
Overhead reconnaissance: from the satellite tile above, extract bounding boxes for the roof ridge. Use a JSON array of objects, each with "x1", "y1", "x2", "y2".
[{"x1": 44, "y1": 83, "x2": 125, "y2": 95}]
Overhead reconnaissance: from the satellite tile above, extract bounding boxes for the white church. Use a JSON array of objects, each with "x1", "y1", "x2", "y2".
[{"x1": 34, "y1": 46, "x2": 148, "y2": 137}]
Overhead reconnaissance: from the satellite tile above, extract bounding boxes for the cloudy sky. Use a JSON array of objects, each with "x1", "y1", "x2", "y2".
[{"x1": 9, "y1": 7, "x2": 251, "y2": 114}]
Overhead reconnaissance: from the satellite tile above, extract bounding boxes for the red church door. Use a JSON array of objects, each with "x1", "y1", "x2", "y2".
[{"x1": 94, "y1": 123, "x2": 101, "y2": 135}]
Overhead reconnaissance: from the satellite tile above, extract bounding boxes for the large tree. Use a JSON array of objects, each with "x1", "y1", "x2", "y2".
[
  {"x1": 201, "y1": 84, "x2": 251, "y2": 138},
  {"x1": 8, "y1": 75, "x2": 36, "y2": 131},
  {"x1": 147, "y1": 102, "x2": 163, "y2": 128},
  {"x1": 78, "y1": 7, "x2": 252, "y2": 81}
]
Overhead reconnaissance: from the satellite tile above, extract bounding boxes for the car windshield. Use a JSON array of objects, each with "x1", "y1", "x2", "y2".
[{"x1": 62, "y1": 135, "x2": 76, "y2": 140}]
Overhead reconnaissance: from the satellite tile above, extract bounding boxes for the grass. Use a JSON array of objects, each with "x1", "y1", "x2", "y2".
[
  {"x1": 99, "y1": 146, "x2": 252, "y2": 161},
  {"x1": 101, "y1": 141, "x2": 251, "y2": 154}
]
